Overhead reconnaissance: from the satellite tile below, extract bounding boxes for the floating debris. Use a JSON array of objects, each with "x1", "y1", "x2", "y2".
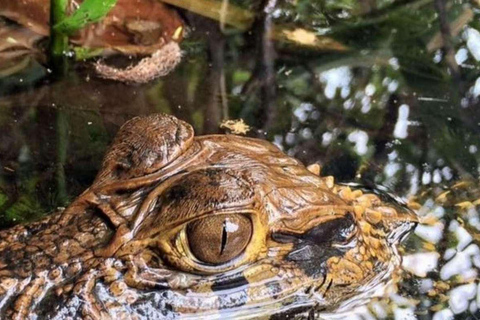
[
  {"x1": 220, "y1": 119, "x2": 251, "y2": 135},
  {"x1": 278, "y1": 28, "x2": 348, "y2": 51},
  {"x1": 95, "y1": 42, "x2": 182, "y2": 83}
]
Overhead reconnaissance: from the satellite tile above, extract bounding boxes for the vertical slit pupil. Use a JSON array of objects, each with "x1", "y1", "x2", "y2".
[{"x1": 220, "y1": 219, "x2": 228, "y2": 255}]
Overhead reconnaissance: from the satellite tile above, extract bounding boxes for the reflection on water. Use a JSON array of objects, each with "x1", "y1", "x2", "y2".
[{"x1": 1, "y1": 0, "x2": 480, "y2": 318}]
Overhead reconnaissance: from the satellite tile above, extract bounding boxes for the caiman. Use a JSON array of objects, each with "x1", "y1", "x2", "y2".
[{"x1": 0, "y1": 114, "x2": 418, "y2": 319}]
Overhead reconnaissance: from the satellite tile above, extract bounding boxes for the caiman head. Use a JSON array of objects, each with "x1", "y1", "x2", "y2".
[{"x1": 0, "y1": 114, "x2": 417, "y2": 319}]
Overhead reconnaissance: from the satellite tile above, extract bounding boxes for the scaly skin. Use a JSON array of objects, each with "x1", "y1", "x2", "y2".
[{"x1": 0, "y1": 114, "x2": 417, "y2": 319}]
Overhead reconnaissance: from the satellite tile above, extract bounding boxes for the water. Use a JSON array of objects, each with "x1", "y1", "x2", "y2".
[{"x1": 1, "y1": 0, "x2": 480, "y2": 319}]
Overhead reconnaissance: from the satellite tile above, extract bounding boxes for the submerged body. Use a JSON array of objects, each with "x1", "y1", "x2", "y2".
[{"x1": 0, "y1": 114, "x2": 417, "y2": 319}]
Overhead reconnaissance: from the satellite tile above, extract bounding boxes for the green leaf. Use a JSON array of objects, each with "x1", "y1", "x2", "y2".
[
  {"x1": 73, "y1": 47, "x2": 105, "y2": 60},
  {"x1": 53, "y1": 0, "x2": 118, "y2": 34}
]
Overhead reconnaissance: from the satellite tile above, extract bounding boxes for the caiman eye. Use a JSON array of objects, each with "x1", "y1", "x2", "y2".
[{"x1": 187, "y1": 215, "x2": 252, "y2": 265}]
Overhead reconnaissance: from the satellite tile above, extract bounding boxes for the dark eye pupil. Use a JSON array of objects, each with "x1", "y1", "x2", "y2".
[
  {"x1": 220, "y1": 220, "x2": 228, "y2": 255},
  {"x1": 187, "y1": 215, "x2": 252, "y2": 265}
]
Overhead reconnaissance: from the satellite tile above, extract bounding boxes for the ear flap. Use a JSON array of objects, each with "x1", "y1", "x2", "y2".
[{"x1": 94, "y1": 114, "x2": 194, "y2": 184}]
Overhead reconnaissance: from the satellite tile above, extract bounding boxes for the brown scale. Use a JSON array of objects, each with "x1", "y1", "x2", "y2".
[{"x1": 0, "y1": 114, "x2": 417, "y2": 319}]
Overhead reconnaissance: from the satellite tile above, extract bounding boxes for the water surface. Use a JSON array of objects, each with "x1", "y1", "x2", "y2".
[{"x1": 1, "y1": 0, "x2": 480, "y2": 319}]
